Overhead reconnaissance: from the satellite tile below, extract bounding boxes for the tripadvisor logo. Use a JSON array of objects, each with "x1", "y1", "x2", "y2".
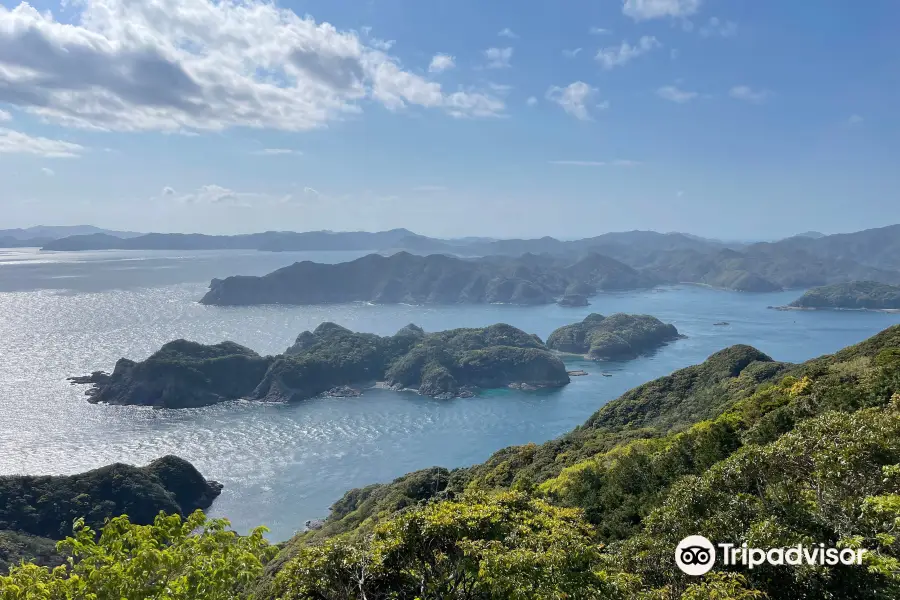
[{"x1": 675, "y1": 535, "x2": 867, "y2": 576}]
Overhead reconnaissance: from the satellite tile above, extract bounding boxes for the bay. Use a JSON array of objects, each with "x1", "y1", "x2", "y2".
[{"x1": 1, "y1": 247, "x2": 898, "y2": 541}]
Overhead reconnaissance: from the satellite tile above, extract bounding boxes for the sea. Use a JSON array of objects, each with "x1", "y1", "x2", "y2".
[{"x1": 1, "y1": 247, "x2": 898, "y2": 541}]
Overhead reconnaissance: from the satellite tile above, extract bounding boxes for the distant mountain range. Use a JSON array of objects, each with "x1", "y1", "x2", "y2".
[
  {"x1": 4, "y1": 224, "x2": 900, "y2": 293},
  {"x1": 0, "y1": 225, "x2": 142, "y2": 248}
]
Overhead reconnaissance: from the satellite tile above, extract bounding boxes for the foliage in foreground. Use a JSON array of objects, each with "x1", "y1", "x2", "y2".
[{"x1": 0, "y1": 511, "x2": 274, "y2": 600}]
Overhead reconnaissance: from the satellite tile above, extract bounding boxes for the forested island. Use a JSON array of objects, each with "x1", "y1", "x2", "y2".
[
  {"x1": 70, "y1": 322, "x2": 572, "y2": 407},
  {"x1": 199, "y1": 251, "x2": 656, "y2": 306},
  {"x1": 0, "y1": 456, "x2": 220, "y2": 571},
  {"x1": 545, "y1": 313, "x2": 681, "y2": 360},
  {"x1": 7, "y1": 325, "x2": 900, "y2": 598},
  {"x1": 783, "y1": 281, "x2": 900, "y2": 310}
]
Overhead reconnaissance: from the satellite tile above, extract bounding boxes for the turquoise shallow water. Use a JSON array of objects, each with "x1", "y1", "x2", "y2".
[{"x1": 1, "y1": 247, "x2": 899, "y2": 541}]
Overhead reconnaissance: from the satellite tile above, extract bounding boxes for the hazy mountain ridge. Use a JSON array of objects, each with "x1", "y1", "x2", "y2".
[{"x1": 199, "y1": 251, "x2": 659, "y2": 306}]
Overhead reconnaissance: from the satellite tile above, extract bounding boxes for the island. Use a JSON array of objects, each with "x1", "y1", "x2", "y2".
[
  {"x1": 70, "y1": 323, "x2": 571, "y2": 408},
  {"x1": 0, "y1": 456, "x2": 220, "y2": 570},
  {"x1": 558, "y1": 294, "x2": 589, "y2": 307},
  {"x1": 545, "y1": 313, "x2": 681, "y2": 361},
  {"x1": 782, "y1": 281, "x2": 900, "y2": 310},
  {"x1": 198, "y1": 251, "x2": 658, "y2": 307}
]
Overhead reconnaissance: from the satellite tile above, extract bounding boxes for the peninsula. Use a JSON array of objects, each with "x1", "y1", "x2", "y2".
[
  {"x1": 70, "y1": 322, "x2": 571, "y2": 408},
  {"x1": 783, "y1": 281, "x2": 900, "y2": 310}
]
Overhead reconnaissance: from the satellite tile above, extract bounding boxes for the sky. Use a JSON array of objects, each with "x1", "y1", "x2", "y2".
[{"x1": 1, "y1": 0, "x2": 898, "y2": 239}]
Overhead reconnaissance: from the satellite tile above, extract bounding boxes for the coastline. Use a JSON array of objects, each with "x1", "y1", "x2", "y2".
[{"x1": 770, "y1": 305, "x2": 900, "y2": 314}]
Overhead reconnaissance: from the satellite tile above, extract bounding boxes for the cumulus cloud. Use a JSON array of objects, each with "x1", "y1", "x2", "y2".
[
  {"x1": 699, "y1": 17, "x2": 737, "y2": 38},
  {"x1": 623, "y1": 0, "x2": 701, "y2": 21},
  {"x1": 173, "y1": 184, "x2": 268, "y2": 206},
  {"x1": 0, "y1": 128, "x2": 85, "y2": 157},
  {"x1": 0, "y1": 109, "x2": 11, "y2": 121},
  {"x1": 162, "y1": 186, "x2": 176, "y2": 196},
  {"x1": 656, "y1": 85, "x2": 698, "y2": 103},
  {"x1": 596, "y1": 36, "x2": 661, "y2": 69},
  {"x1": 498, "y1": 28, "x2": 518, "y2": 39},
  {"x1": 0, "y1": 0, "x2": 503, "y2": 133},
  {"x1": 484, "y1": 47, "x2": 513, "y2": 69},
  {"x1": 428, "y1": 53, "x2": 455, "y2": 73},
  {"x1": 41, "y1": 167, "x2": 54, "y2": 176},
  {"x1": 729, "y1": 85, "x2": 771, "y2": 103},
  {"x1": 546, "y1": 82, "x2": 604, "y2": 121}
]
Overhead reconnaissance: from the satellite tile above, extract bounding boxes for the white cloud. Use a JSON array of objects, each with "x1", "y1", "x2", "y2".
[
  {"x1": 487, "y1": 82, "x2": 513, "y2": 95},
  {"x1": 175, "y1": 184, "x2": 268, "y2": 206},
  {"x1": 428, "y1": 53, "x2": 455, "y2": 73},
  {"x1": 656, "y1": 85, "x2": 698, "y2": 103},
  {"x1": 589, "y1": 27, "x2": 611, "y2": 35},
  {"x1": 413, "y1": 185, "x2": 447, "y2": 192},
  {"x1": 549, "y1": 159, "x2": 640, "y2": 167},
  {"x1": 563, "y1": 48, "x2": 583, "y2": 58},
  {"x1": 498, "y1": 28, "x2": 518, "y2": 39},
  {"x1": 0, "y1": 0, "x2": 503, "y2": 133},
  {"x1": 699, "y1": 17, "x2": 737, "y2": 38},
  {"x1": 546, "y1": 82, "x2": 604, "y2": 121},
  {"x1": 0, "y1": 128, "x2": 85, "y2": 157},
  {"x1": 484, "y1": 47, "x2": 513, "y2": 69},
  {"x1": 162, "y1": 186, "x2": 176, "y2": 196},
  {"x1": 41, "y1": 167, "x2": 54, "y2": 176},
  {"x1": 253, "y1": 148, "x2": 300, "y2": 155},
  {"x1": 0, "y1": 109, "x2": 11, "y2": 121},
  {"x1": 729, "y1": 85, "x2": 771, "y2": 103},
  {"x1": 847, "y1": 114, "x2": 864, "y2": 126},
  {"x1": 596, "y1": 36, "x2": 661, "y2": 69},
  {"x1": 526, "y1": 96, "x2": 538, "y2": 107},
  {"x1": 623, "y1": 0, "x2": 701, "y2": 21}
]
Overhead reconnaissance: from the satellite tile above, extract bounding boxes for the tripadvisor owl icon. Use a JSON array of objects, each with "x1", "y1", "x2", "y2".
[{"x1": 676, "y1": 535, "x2": 716, "y2": 576}]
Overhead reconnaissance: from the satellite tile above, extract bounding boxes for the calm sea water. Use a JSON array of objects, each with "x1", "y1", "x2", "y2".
[{"x1": 1, "y1": 247, "x2": 898, "y2": 541}]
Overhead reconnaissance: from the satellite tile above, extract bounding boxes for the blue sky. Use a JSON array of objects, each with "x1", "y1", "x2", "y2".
[{"x1": 1, "y1": 0, "x2": 898, "y2": 239}]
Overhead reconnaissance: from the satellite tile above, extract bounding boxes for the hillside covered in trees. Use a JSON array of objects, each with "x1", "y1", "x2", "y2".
[{"x1": 787, "y1": 281, "x2": 900, "y2": 310}]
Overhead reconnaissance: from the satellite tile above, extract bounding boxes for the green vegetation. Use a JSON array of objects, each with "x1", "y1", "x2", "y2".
[
  {"x1": 0, "y1": 511, "x2": 274, "y2": 599},
  {"x1": 546, "y1": 313, "x2": 681, "y2": 360},
  {"x1": 12, "y1": 325, "x2": 900, "y2": 598},
  {"x1": 73, "y1": 323, "x2": 569, "y2": 407},
  {"x1": 0, "y1": 456, "x2": 221, "y2": 539},
  {"x1": 0, "y1": 531, "x2": 62, "y2": 574},
  {"x1": 71, "y1": 340, "x2": 272, "y2": 408},
  {"x1": 257, "y1": 324, "x2": 900, "y2": 599},
  {"x1": 199, "y1": 251, "x2": 658, "y2": 306},
  {"x1": 788, "y1": 281, "x2": 900, "y2": 310}
]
